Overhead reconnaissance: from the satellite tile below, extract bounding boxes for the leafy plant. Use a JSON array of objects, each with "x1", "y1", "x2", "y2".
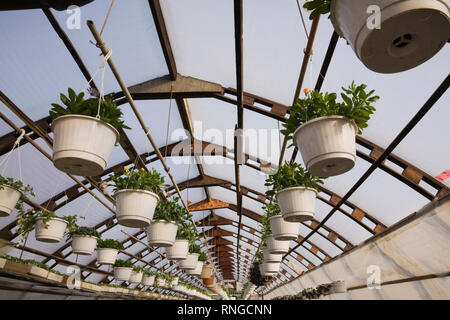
[
  {"x1": 0, "y1": 255, "x2": 65, "y2": 276},
  {"x1": 49, "y1": 88, "x2": 130, "y2": 131},
  {"x1": 198, "y1": 251, "x2": 207, "y2": 262},
  {"x1": 249, "y1": 262, "x2": 267, "y2": 286},
  {"x1": 114, "y1": 259, "x2": 133, "y2": 268},
  {"x1": 67, "y1": 226, "x2": 100, "y2": 240},
  {"x1": 97, "y1": 238, "x2": 122, "y2": 250},
  {"x1": 282, "y1": 82, "x2": 379, "y2": 141},
  {"x1": 142, "y1": 268, "x2": 157, "y2": 276},
  {"x1": 0, "y1": 175, "x2": 34, "y2": 214},
  {"x1": 259, "y1": 214, "x2": 272, "y2": 243},
  {"x1": 153, "y1": 197, "x2": 189, "y2": 224},
  {"x1": 132, "y1": 265, "x2": 145, "y2": 273},
  {"x1": 189, "y1": 243, "x2": 201, "y2": 254},
  {"x1": 265, "y1": 161, "x2": 323, "y2": 197},
  {"x1": 303, "y1": 0, "x2": 331, "y2": 20},
  {"x1": 109, "y1": 167, "x2": 166, "y2": 195},
  {"x1": 255, "y1": 251, "x2": 264, "y2": 264}
]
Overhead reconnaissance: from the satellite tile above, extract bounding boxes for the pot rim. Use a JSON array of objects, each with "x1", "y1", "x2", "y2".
[
  {"x1": 0, "y1": 184, "x2": 23, "y2": 196},
  {"x1": 72, "y1": 234, "x2": 99, "y2": 240},
  {"x1": 173, "y1": 239, "x2": 190, "y2": 243},
  {"x1": 276, "y1": 186, "x2": 318, "y2": 197},
  {"x1": 35, "y1": 217, "x2": 68, "y2": 225},
  {"x1": 114, "y1": 189, "x2": 160, "y2": 201},
  {"x1": 51, "y1": 114, "x2": 120, "y2": 144},
  {"x1": 187, "y1": 253, "x2": 200, "y2": 257},
  {"x1": 114, "y1": 266, "x2": 133, "y2": 270},
  {"x1": 150, "y1": 219, "x2": 178, "y2": 225},
  {"x1": 96, "y1": 247, "x2": 119, "y2": 252},
  {"x1": 267, "y1": 214, "x2": 285, "y2": 222},
  {"x1": 293, "y1": 115, "x2": 358, "y2": 142}
]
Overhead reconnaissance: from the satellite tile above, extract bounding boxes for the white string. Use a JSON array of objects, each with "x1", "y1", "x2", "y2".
[{"x1": 0, "y1": 129, "x2": 25, "y2": 176}]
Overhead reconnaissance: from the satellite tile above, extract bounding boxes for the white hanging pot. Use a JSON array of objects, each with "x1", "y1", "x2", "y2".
[
  {"x1": 269, "y1": 215, "x2": 299, "y2": 241},
  {"x1": 0, "y1": 185, "x2": 22, "y2": 217},
  {"x1": 157, "y1": 277, "x2": 167, "y2": 288},
  {"x1": 293, "y1": 116, "x2": 357, "y2": 177},
  {"x1": 115, "y1": 189, "x2": 159, "y2": 228},
  {"x1": 179, "y1": 253, "x2": 199, "y2": 270},
  {"x1": 172, "y1": 277, "x2": 179, "y2": 286},
  {"x1": 51, "y1": 115, "x2": 119, "y2": 176},
  {"x1": 200, "y1": 263, "x2": 214, "y2": 279},
  {"x1": 146, "y1": 220, "x2": 178, "y2": 247},
  {"x1": 266, "y1": 235, "x2": 290, "y2": 254},
  {"x1": 276, "y1": 187, "x2": 317, "y2": 223},
  {"x1": 35, "y1": 217, "x2": 68, "y2": 243},
  {"x1": 71, "y1": 235, "x2": 98, "y2": 255},
  {"x1": 262, "y1": 247, "x2": 282, "y2": 263},
  {"x1": 96, "y1": 248, "x2": 119, "y2": 265},
  {"x1": 260, "y1": 262, "x2": 280, "y2": 276},
  {"x1": 186, "y1": 261, "x2": 204, "y2": 276},
  {"x1": 129, "y1": 270, "x2": 143, "y2": 283},
  {"x1": 331, "y1": 280, "x2": 347, "y2": 294},
  {"x1": 142, "y1": 274, "x2": 155, "y2": 286},
  {"x1": 114, "y1": 267, "x2": 132, "y2": 281},
  {"x1": 330, "y1": 0, "x2": 450, "y2": 73},
  {"x1": 165, "y1": 239, "x2": 189, "y2": 260}
]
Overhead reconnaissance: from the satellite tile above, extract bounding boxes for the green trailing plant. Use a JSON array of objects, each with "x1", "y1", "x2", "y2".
[
  {"x1": 16, "y1": 209, "x2": 79, "y2": 244},
  {"x1": 0, "y1": 255, "x2": 65, "y2": 276},
  {"x1": 240, "y1": 282, "x2": 249, "y2": 299},
  {"x1": 249, "y1": 262, "x2": 267, "y2": 287},
  {"x1": 265, "y1": 161, "x2": 323, "y2": 197},
  {"x1": 67, "y1": 226, "x2": 100, "y2": 240},
  {"x1": 176, "y1": 223, "x2": 196, "y2": 241},
  {"x1": 255, "y1": 251, "x2": 264, "y2": 264},
  {"x1": 259, "y1": 202, "x2": 281, "y2": 243},
  {"x1": 97, "y1": 238, "x2": 123, "y2": 250},
  {"x1": 114, "y1": 259, "x2": 133, "y2": 268},
  {"x1": 153, "y1": 197, "x2": 187, "y2": 224},
  {"x1": 0, "y1": 175, "x2": 34, "y2": 214},
  {"x1": 132, "y1": 265, "x2": 145, "y2": 273},
  {"x1": 49, "y1": 88, "x2": 130, "y2": 131},
  {"x1": 303, "y1": 0, "x2": 331, "y2": 20},
  {"x1": 189, "y1": 243, "x2": 202, "y2": 255},
  {"x1": 198, "y1": 251, "x2": 207, "y2": 262},
  {"x1": 282, "y1": 82, "x2": 379, "y2": 142},
  {"x1": 142, "y1": 268, "x2": 157, "y2": 276},
  {"x1": 109, "y1": 167, "x2": 166, "y2": 195}
]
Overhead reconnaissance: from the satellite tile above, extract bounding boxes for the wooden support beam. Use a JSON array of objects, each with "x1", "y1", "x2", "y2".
[{"x1": 189, "y1": 198, "x2": 230, "y2": 212}]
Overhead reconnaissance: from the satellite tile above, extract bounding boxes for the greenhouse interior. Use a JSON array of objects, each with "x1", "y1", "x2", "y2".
[{"x1": 0, "y1": 0, "x2": 449, "y2": 302}]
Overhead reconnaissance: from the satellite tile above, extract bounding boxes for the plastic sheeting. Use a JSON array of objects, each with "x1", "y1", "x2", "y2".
[{"x1": 264, "y1": 195, "x2": 450, "y2": 300}]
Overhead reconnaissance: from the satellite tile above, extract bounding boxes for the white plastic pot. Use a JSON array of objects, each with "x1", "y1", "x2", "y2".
[
  {"x1": 35, "y1": 217, "x2": 68, "y2": 243},
  {"x1": 114, "y1": 267, "x2": 132, "y2": 281},
  {"x1": 200, "y1": 263, "x2": 214, "y2": 279},
  {"x1": 266, "y1": 235, "x2": 290, "y2": 254},
  {"x1": 262, "y1": 247, "x2": 282, "y2": 263},
  {"x1": 129, "y1": 270, "x2": 143, "y2": 283},
  {"x1": 186, "y1": 261, "x2": 204, "y2": 276},
  {"x1": 259, "y1": 262, "x2": 280, "y2": 276},
  {"x1": 276, "y1": 187, "x2": 317, "y2": 223},
  {"x1": 96, "y1": 248, "x2": 119, "y2": 265},
  {"x1": 115, "y1": 189, "x2": 159, "y2": 228},
  {"x1": 331, "y1": 280, "x2": 347, "y2": 294},
  {"x1": 165, "y1": 239, "x2": 189, "y2": 260},
  {"x1": 172, "y1": 277, "x2": 179, "y2": 286},
  {"x1": 269, "y1": 215, "x2": 299, "y2": 241},
  {"x1": 0, "y1": 185, "x2": 22, "y2": 217},
  {"x1": 293, "y1": 116, "x2": 357, "y2": 177},
  {"x1": 179, "y1": 253, "x2": 199, "y2": 270},
  {"x1": 330, "y1": 0, "x2": 450, "y2": 73},
  {"x1": 146, "y1": 220, "x2": 178, "y2": 247},
  {"x1": 157, "y1": 277, "x2": 167, "y2": 288},
  {"x1": 71, "y1": 235, "x2": 98, "y2": 255},
  {"x1": 142, "y1": 274, "x2": 155, "y2": 286},
  {"x1": 51, "y1": 115, "x2": 119, "y2": 176}
]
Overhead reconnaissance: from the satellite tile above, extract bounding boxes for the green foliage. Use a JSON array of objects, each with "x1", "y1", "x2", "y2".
[
  {"x1": 255, "y1": 251, "x2": 264, "y2": 264},
  {"x1": 97, "y1": 238, "x2": 122, "y2": 250},
  {"x1": 265, "y1": 161, "x2": 323, "y2": 197},
  {"x1": 153, "y1": 197, "x2": 189, "y2": 224},
  {"x1": 0, "y1": 255, "x2": 65, "y2": 276},
  {"x1": 198, "y1": 251, "x2": 207, "y2": 262},
  {"x1": 0, "y1": 175, "x2": 34, "y2": 214},
  {"x1": 67, "y1": 226, "x2": 100, "y2": 240},
  {"x1": 49, "y1": 88, "x2": 130, "y2": 131},
  {"x1": 132, "y1": 265, "x2": 145, "y2": 273},
  {"x1": 109, "y1": 167, "x2": 166, "y2": 195},
  {"x1": 303, "y1": 0, "x2": 331, "y2": 20},
  {"x1": 249, "y1": 262, "x2": 267, "y2": 286},
  {"x1": 114, "y1": 259, "x2": 133, "y2": 268},
  {"x1": 259, "y1": 214, "x2": 272, "y2": 243},
  {"x1": 282, "y1": 82, "x2": 379, "y2": 141},
  {"x1": 142, "y1": 268, "x2": 157, "y2": 276},
  {"x1": 176, "y1": 223, "x2": 196, "y2": 241},
  {"x1": 189, "y1": 243, "x2": 201, "y2": 254}
]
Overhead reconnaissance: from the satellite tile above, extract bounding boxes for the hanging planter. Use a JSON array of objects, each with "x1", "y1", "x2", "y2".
[
  {"x1": 269, "y1": 215, "x2": 299, "y2": 241},
  {"x1": 69, "y1": 226, "x2": 100, "y2": 255},
  {"x1": 0, "y1": 185, "x2": 21, "y2": 217},
  {"x1": 156, "y1": 277, "x2": 167, "y2": 288},
  {"x1": 186, "y1": 261, "x2": 204, "y2": 276},
  {"x1": 165, "y1": 239, "x2": 189, "y2": 260},
  {"x1": 49, "y1": 89, "x2": 129, "y2": 176},
  {"x1": 331, "y1": 280, "x2": 347, "y2": 294},
  {"x1": 281, "y1": 83, "x2": 378, "y2": 177},
  {"x1": 259, "y1": 262, "x2": 280, "y2": 276},
  {"x1": 203, "y1": 275, "x2": 216, "y2": 287},
  {"x1": 276, "y1": 187, "x2": 318, "y2": 223},
  {"x1": 110, "y1": 167, "x2": 165, "y2": 228},
  {"x1": 35, "y1": 217, "x2": 68, "y2": 243},
  {"x1": 142, "y1": 273, "x2": 155, "y2": 286},
  {"x1": 179, "y1": 253, "x2": 199, "y2": 270},
  {"x1": 146, "y1": 220, "x2": 178, "y2": 247},
  {"x1": 200, "y1": 263, "x2": 214, "y2": 279},
  {"x1": 262, "y1": 247, "x2": 282, "y2": 263},
  {"x1": 293, "y1": 116, "x2": 358, "y2": 177},
  {"x1": 171, "y1": 276, "x2": 179, "y2": 286},
  {"x1": 113, "y1": 259, "x2": 133, "y2": 281},
  {"x1": 96, "y1": 238, "x2": 122, "y2": 265},
  {"x1": 129, "y1": 268, "x2": 144, "y2": 284},
  {"x1": 266, "y1": 235, "x2": 290, "y2": 255}
]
